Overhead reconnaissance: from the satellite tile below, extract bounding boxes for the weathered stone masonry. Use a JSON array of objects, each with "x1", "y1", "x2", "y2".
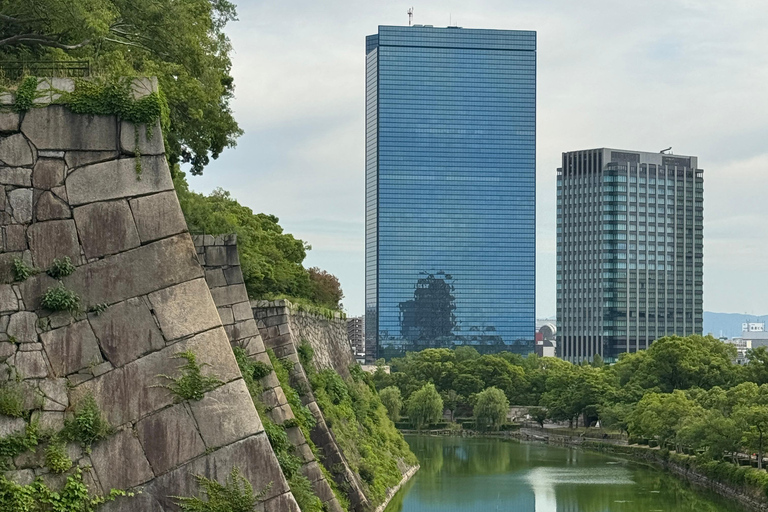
[
  {"x1": 253, "y1": 300, "x2": 371, "y2": 512},
  {"x1": 195, "y1": 234, "x2": 344, "y2": 512},
  {"x1": 0, "y1": 79, "x2": 299, "y2": 512}
]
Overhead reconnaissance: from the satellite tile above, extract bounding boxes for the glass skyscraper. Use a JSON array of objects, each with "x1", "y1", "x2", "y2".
[
  {"x1": 556, "y1": 149, "x2": 704, "y2": 363},
  {"x1": 365, "y1": 25, "x2": 536, "y2": 361}
]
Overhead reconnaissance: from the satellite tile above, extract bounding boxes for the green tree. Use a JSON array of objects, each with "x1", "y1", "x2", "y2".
[
  {"x1": 307, "y1": 267, "x2": 344, "y2": 309},
  {"x1": 474, "y1": 387, "x2": 509, "y2": 431},
  {"x1": 441, "y1": 390, "x2": 460, "y2": 422},
  {"x1": 628, "y1": 391, "x2": 697, "y2": 448},
  {"x1": 406, "y1": 383, "x2": 443, "y2": 431},
  {"x1": 0, "y1": 0, "x2": 242, "y2": 175},
  {"x1": 529, "y1": 407, "x2": 547, "y2": 428},
  {"x1": 174, "y1": 181, "x2": 343, "y2": 308},
  {"x1": 379, "y1": 386, "x2": 403, "y2": 423},
  {"x1": 735, "y1": 404, "x2": 768, "y2": 470}
]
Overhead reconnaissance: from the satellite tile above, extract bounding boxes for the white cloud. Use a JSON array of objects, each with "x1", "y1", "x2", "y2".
[{"x1": 192, "y1": 0, "x2": 768, "y2": 317}]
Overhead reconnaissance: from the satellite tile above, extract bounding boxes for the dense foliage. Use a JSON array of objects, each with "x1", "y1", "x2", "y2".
[
  {"x1": 0, "y1": 0, "x2": 242, "y2": 175},
  {"x1": 473, "y1": 387, "x2": 509, "y2": 431},
  {"x1": 377, "y1": 335, "x2": 768, "y2": 470},
  {"x1": 309, "y1": 365, "x2": 417, "y2": 507},
  {"x1": 175, "y1": 175, "x2": 344, "y2": 309}
]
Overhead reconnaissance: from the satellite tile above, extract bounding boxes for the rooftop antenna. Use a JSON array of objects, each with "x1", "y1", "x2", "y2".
[
  {"x1": 660, "y1": 147, "x2": 672, "y2": 154},
  {"x1": 408, "y1": 7, "x2": 414, "y2": 26}
]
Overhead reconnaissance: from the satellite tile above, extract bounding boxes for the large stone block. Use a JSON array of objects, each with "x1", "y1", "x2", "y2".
[
  {"x1": 204, "y1": 269, "x2": 227, "y2": 288},
  {"x1": 100, "y1": 493, "x2": 165, "y2": 512},
  {"x1": 232, "y1": 301, "x2": 253, "y2": 322},
  {"x1": 49, "y1": 234, "x2": 202, "y2": 308},
  {"x1": 136, "y1": 403, "x2": 206, "y2": 475},
  {"x1": 13, "y1": 350, "x2": 48, "y2": 378},
  {"x1": 35, "y1": 191, "x2": 70, "y2": 221},
  {"x1": 3, "y1": 224, "x2": 27, "y2": 251},
  {"x1": 148, "y1": 278, "x2": 221, "y2": 341},
  {"x1": 88, "y1": 297, "x2": 164, "y2": 367},
  {"x1": 129, "y1": 191, "x2": 187, "y2": 243},
  {"x1": 0, "y1": 167, "x2": 32, "y2": 186},
  {"x1": 224, "y1": 266, "x2": 245, "y2": 285},
  {"x1": 66, "y1": 156, "x2": 173, "y2": 206},
  {"x1": 0, "y1": 134, "x2": 34, "y2": 167},
  {"x1": 8, "y1": 188, "x2": 33, "y2": 223},
  {"x1": 90, "y1": 429, "x2": 154, "y2": 491},
  {"x1": 120, "y1": 120, "x2": 164, "y2": 155},
  {"x1": 7, "y1": 311, "x2": 38, "y2": 342},
  {"x1": 17, "y1": 273, "x2": 58, "y2": 310},
  {"x1": 21, "y1": 106, "x2": 117, "y2": 151},
  {"x1": 27, "y1": 219, "x2": 80, "y2": 268},
  {"x1": 0, "y1": 285, "x2": 18, "y2": 313},
  {"x1": 178, "y1": 327, "x2": 242, "y2": 384},
  {"x1": 69, "y1": 346, "x2": 176, "y2": 427},
  {"x1": 210, "y1": 285, "x2": 244, "y2": 307},
  {"x1": 64, "y1": 151, "x2": 118, "y2": 170},
  {"x1": 264, "y1": 493, "x2": 302, "y2": 512},
  {"x1": 0, "y1": 112, "x2": 19, "y2": 132},
  {"x1": 73, "y1": 200, "x2": 140, "y2": 259},
  {"x1": 32, "y1": 158, "x2": 65, "y2": 189},
  {"x1": 189, "y1": 380, "x2": 262, "y2": 449},
  {"x1": 40, "y1": 320, "x2": 103, "y2": 377},
  {"x1": 143, "y1": 433, "x2": 290, "y2": 509}
]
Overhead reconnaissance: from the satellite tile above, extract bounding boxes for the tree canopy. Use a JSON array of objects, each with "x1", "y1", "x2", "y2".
[
  {"x1": 0, "y1": 0, "x2": 242, "y2": 175},
  {"x1": 175, "y1": 176, "x2": 344, "y2": 309}
]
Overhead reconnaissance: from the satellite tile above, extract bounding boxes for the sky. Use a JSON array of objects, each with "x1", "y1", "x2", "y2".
[{"x1": 189, "y1": 0, "x2": 768, "y2": 318}]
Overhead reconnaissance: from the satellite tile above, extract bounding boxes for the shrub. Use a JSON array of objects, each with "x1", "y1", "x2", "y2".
[
  {"x1": 175, "y1": 467, "x2": 268, "y2": 512},
  {"x1": 12, "y1": 258, "x2": 37, "y2": 282},
  {"x1": 0, "y1": 383, "x2": 25, "y2": 418},
  {"x1": 297, "y1": 341, "x2": 314, "y2": 368},
  {"x1": 288, "y1": 474, "x2": 323, "y2": 512},
  {"x1": 251, "y1": 361, "x2": 273, "y2": 381},
  {"x1": 46, "y1": 257, "x2": 76, "y2": 279},
  {"x1": 62, "y1": 394, "x2": 113, "y2": 447},
  {"x1": 0, "y1": 468, "x2": 130, "y2": 511},
  {"x1": 158, "y1": 351, "x2": 223, "y2": 402},
  {"x1": 41, "y1": 285, "x2": 81, "y2": 313},
  {"x1": 0, "y1": 421, "x2": 40, "y2": 462},
  {"x1": 45, "y1": 440, "x2": 73, "y2": 474}
]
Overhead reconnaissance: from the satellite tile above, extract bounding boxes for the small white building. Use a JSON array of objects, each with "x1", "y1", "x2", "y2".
[{"x1": 727, "y1": 323, "x2": 768, "y2": 364}]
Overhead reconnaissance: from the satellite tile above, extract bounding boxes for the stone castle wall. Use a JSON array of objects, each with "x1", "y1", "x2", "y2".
[
  {"x1": 0, "y1": 79, "x2": 299, "y2": 511},
  {"x1": 252, "y1": 300, "x2": 371, "y2": 511},
  {"x1": 194, "y1": 234, "x2": 343, "y2": 512}
]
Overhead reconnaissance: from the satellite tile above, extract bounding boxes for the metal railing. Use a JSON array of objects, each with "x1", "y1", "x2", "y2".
[{"x1": 0, "y1": 60, "x2": 90, "y2": 81}]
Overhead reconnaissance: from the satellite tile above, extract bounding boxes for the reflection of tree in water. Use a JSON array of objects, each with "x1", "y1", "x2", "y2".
[
  {"x1": 399, "y1": 272, "x2": 457, "y2": 343},
  {"x1": 388, "y1": 437, "x2": 740, "y2": 512}
]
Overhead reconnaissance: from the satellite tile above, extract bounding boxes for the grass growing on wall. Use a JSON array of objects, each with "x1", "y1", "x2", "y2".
[{"x1": 307, "y1": 362, "x2": 418, "y2": 508}]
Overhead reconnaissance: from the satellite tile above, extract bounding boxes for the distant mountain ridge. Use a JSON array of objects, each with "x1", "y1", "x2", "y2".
[{"x1": 704, "y1": 312, "x2": 768, "y2": 339}]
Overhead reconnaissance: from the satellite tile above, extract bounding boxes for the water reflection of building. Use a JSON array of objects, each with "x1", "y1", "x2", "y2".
[{"x1": 364, "y1": 25, "x2": 537, "y2": 362}]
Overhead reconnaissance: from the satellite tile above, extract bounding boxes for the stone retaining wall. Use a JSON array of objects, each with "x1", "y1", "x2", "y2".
[
  {"x1": 194, "y1": 234, "x2": 343, "y2": 512},
  {"x1": 253, "y1": 300, "x2": 370, "y2": 511},
  {"x1": 0, "y1": 80, "x2": 298, "y2": 511}
]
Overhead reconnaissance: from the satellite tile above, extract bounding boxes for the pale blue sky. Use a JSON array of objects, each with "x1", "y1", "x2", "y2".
[{"x1": 189, "y1": 0, "x2": 768, "y2": 317}]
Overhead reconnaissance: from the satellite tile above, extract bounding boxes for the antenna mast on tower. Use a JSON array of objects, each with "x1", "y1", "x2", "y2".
[{"x1": 408, "y1": 7, "x2": 414, "y2": 26}]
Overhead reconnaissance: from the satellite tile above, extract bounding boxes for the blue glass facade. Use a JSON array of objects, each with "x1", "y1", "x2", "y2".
[{"x1": 365, "y1": 26, "x2": 537, "y2": 360}]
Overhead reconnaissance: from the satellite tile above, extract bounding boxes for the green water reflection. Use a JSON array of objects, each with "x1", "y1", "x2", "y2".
[{"x1": 385, "y1": 435, "x2": 745, "y2": 512}]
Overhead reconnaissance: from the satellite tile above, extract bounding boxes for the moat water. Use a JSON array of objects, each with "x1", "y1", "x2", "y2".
[{"x1": 385, "y1": 435, "x2": 744, "y2": 512}]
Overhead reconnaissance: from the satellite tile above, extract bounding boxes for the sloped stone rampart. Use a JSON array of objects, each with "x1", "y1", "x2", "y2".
[
  {"x1": 0, "y1": 80, "x2": 299, "y2": 512},
  {"x1": 195, "y1": 234, "x2": 344, "y2": 512},
  {"x1": 253, "y1": 300, "x2": 371, "y2": 511}
]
